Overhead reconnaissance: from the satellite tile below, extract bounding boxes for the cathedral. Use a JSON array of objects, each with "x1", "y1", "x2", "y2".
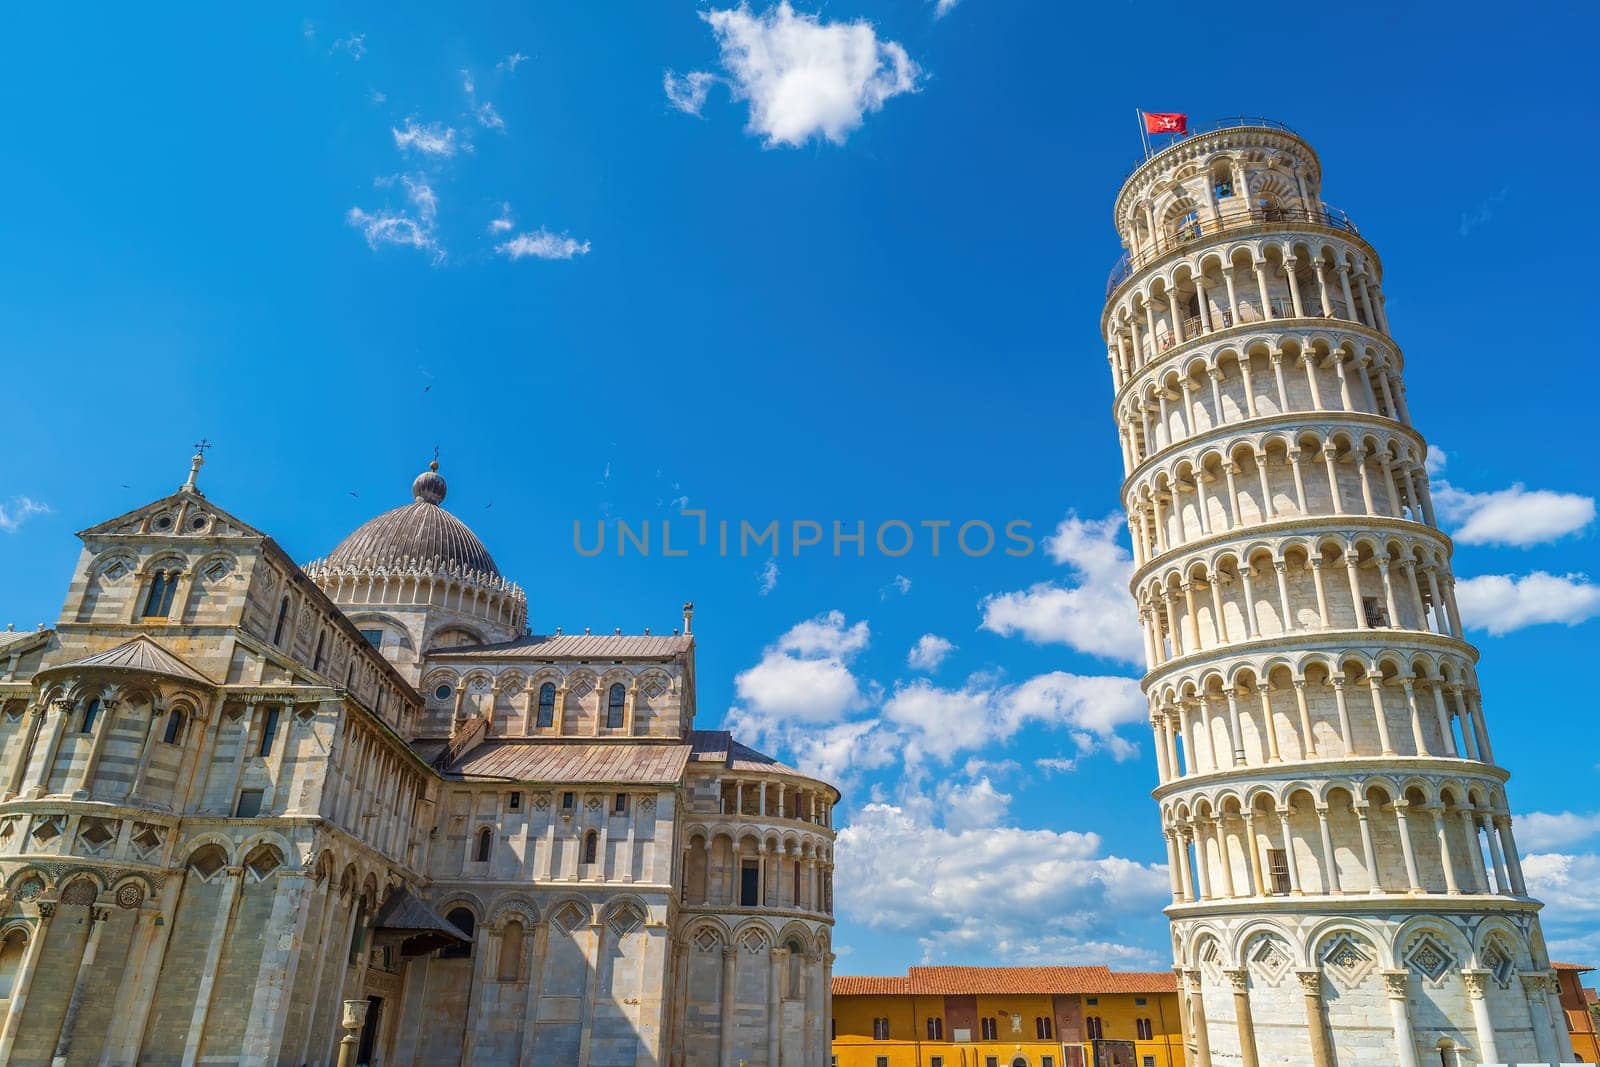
[{"x1": 0, "y1": 454, "x2": 837, "y2": 1066}]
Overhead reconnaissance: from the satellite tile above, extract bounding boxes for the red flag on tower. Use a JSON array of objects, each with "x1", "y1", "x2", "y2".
[{"x1": 1143, "y1": 112, "x2": 1188, "y2": 134}]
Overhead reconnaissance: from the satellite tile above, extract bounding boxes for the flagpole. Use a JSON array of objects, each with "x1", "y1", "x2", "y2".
[{"x1": 1135, "y1": 109, "x2": 1150, "y2": 159}]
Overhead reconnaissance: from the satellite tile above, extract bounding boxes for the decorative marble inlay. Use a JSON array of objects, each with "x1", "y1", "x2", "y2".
[
  {"x1": 1319, "y1": 933, "x2": 1375, "y2": 986},
  {"x1": 1405, "y1": 935, "x2": 1454, "y2": 983},
  {"x1": 693, "y1": 928, "x2": 720, "y2": 953},
  {"x1": 553, "y1": 902, "x2": 587, "y2": 933},
  {"x1": 116, "y1": 882, "x2": 145, "y2": 909},
  {"x1": 1248, "y1": 936, "x2": 1291, "y2": 985}
]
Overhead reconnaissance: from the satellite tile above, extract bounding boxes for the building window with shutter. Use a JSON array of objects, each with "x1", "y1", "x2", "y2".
[{"x1": 1268, "y1": 848, "x2": 1292, "y2": 894}]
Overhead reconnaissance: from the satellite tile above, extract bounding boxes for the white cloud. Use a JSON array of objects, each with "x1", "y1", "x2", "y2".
[
  {"x1": 488, "y1": 204, "x2": 514, "y2": 234},
  {"x1": 881, "y1": 574, "x2": 912, "y2": 599},
  {"x1": 496, "y1": 229, "x2": 591, "y2": 261},
  {"x1": 1434, "y1": 482, "x2": 1594, "y2": 546},
  {"x1": 734, "y1": 610, "x2": 869, "y2": 724},
  {"x1": 1517, "y1": 812, "x2": 1600, "y2": 852},
  {"x1": 883, "y1": 671, "x2": 1144, "y2": 767},
  {"x1": 695, "y1": 2, "x2": 919, "y2": 147},
  {"x1": 757, "y1": 559, "x2": 780, "y2": 596},
  {"x1": 0, "y1": 497, "x2": 50, "y2": 533},
  {"x1": 776, "y1": 609, "x2": 870, "y2": 658},
  {"x1": 475, "y1": 101, "x2": 505, "y2": 130},
  {"x1": 664, "y1": 70, "x2": 719, "y2": 116},
  {"x1": 980, "y1": 512, "x2": 1143, "y2": 664},
  {"x1": 1425, "y1": 447, "x2": 1447, "y2": 476},
  {"x1": 332, "y1": 33, "x2": 366, "y2": 61},
  {"x1": 932, "y1": 0, "x2": 962, "y2": 16},
  {"x1": 1035, "y1": 756, "x2": 1079, "y2": 776},
  {"x1": 836, "y1": 800, "x2": 1168, "y2": 965},
  {"x1": 936, "y1": 777, "x2": 1011, "y2": 832},
  {"x1": 368, "y1": 88, "x2": 387, "y2": 105},
  {"x1": 907, "y1": 634, "x2": 954, "y2": 672},
  {"x1": 1459, "y1": 187, "x2": 1509, "y2": 238},
  {"x1": 346, "y1": 175, "x2": 442, "y2": 263},
  {"x1": 392, "y1": 119, "x2": 459, "y2": 157},
  {"x1": 498, "y1": 52, "x2": 529, "y2": 73},
  {"x1": 1454, "y1": 572, "x2": 1600, "y2": 634}
]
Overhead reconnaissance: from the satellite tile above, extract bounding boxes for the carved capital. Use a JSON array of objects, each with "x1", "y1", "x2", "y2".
[
  {"x1": 1295, "y1": 969, "x2": 1322, "y2": 995},
  {"x1": 1461, "y1": 968, "x2": 1489, "y2": 999},
  {"x1": 1224, "y1": 967, "x2": 1250, "y2": 992},
  {"x1": 1381, "y1": 969, "x2": 1410, "y2": 998}
]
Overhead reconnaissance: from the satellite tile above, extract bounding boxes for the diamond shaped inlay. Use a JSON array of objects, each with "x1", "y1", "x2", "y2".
[{"x1": 1405, "y1": 935, "x2": 1455, "y2": 983}]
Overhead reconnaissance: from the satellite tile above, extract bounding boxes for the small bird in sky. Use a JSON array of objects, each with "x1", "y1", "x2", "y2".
[
  {"x1": 122, "y1": 483, "x2": 131, "y2": 489},
  {"x1": 347, "y1": 491, "x2": 360, "y2": 498}
]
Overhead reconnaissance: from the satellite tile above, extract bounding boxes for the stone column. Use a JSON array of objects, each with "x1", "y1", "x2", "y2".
[
  {"x1": 719, "y1": 945, "x2": 738, "y2": 1067},
  {"x1": 576, "y1": 921, "x2": 607, "y2": 1067},
  {"x1": 1296, "y1": 970, "x2": 1333, "y2": 1067},
  {"x1": 1355, "y1": 805, "x2": 1382, "y2": 892},
  {"x1": 1380, "y1": 970, "x2": 1420, "y2": 1067},
  {"x1": 1461, "y1": 969, "x2": 1500, "y2": 1063},
  {"x1": 1394, "y1": 803, "x2": 1424, "y2": 892},
  {"x1": 183, "y1": 866, "x2": 245, "y2": 1064},
  {"x1": 0, "y1": 902, "x2": 56, "y2": 1062},
  {"x1": 2, "y1": 703, "x2": 46, "y2": 800},
  {"x1": 25, "y1": 699, "x2": 72, "y2": 797},
  {"x1": 767, "y1": 946, "x2": 784, "y2": 1067},
  {"x1": 1315, "y1": 806, "x2": 1340, "y2": 893},
  {"x1": 1186, "y1": 969, "x2": 1213, "y2": 1067},
  {"x1": 519, "y1": 920, "x2": 552, "y2": 1067},
  {"x1": 1523, "y1": 972, "x2": 1560, "y2": 1064},
  {"x1": 1225, "y1": 968, "x2": 1260, "y2": 1067},
  {"x1": 50, "y1": 902, "x2": 111, "y2": 1067}
]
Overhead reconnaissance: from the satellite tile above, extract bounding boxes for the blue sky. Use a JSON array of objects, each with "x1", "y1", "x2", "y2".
[{"x1": 3, "y1": 2, "x2": 1599, "y2": 975}]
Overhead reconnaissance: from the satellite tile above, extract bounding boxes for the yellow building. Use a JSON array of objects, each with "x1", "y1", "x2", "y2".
[{"x1": 831, "y1": 965, "x2": 1181, "y2": 1067}]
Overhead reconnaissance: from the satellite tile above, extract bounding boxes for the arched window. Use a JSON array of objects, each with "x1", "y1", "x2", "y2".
[
  {"x1": 272, "y1": 596, "x2": 291, "y2": 645},
  {"x1": 475, "y1": 827, "x2": 492, "y2": 863},
  {"x1": 442, "y1": 907, "x2": 475, "y2": 958},
  {"x1": 162, "y1": 709, "x2": 186, "y2": 746},
  {"x1": 142, "y1": 570, "x2": 177, "y2": 618},
  {"x1": 81, "y1": 698, "x2": 101, "y2": 734},
  {"x1": 498, "y1": 920, "x2": 525, "y2": 981},
  {"x1": 926, "y1": 1017, "x2": 943, "y2": 1040},
  {"x1": 582, "y1": 830, "x2": 598, "y2": 865},
  {"x1": 537, "y1": 683, "x2": 556, "y2": 728},
  {"x1": 0, "y1": 928, "x2": 28, "y2": 999},
  {"x1": 606, "y1": 684, "x2": 626, "y2": 729}
]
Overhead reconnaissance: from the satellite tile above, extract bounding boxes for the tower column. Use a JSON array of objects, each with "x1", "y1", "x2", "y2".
[
  {"x1": 1462, "y1": 969, "x2": 1501, "y2": 1063},
  {"x1": 1225, "y1": 969, "x2": 1260, "y2": 1067},
  {"x1": 1380, "y1": 970, "x2": 1420, "y2": 1067}
]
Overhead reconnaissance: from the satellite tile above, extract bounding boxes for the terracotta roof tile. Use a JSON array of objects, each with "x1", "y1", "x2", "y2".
[
  {"x1": 832, "y1": 976, "x2": 911, "y2": 996},
  {"x1": 1554, "y1": 961, "x2": 1595, "y2": 973},
  {"x1": 832, "y1": 966, "x2": 1177, "y2": 997}
]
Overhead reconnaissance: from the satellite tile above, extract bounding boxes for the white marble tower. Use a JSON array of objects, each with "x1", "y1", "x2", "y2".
[{"x1": 1101, "y1": 118, "x2": 1572, "y2": 1066}]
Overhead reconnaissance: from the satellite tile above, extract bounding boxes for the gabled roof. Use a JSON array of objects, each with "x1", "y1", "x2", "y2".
[
  {"x1": 439, "y1": 740, "x2": 692, "y2": 784},
  {"x1": 42, "y1": 635, "x2": 214, "y2": 686},
  {"x1": 831, "y1": 965, "x2": 1178, "y2": 997},
  {"x1": 77, "y1": 486, "x2": 265, "y2": 541},
  {"x1": 688, "y1": 730, "x2": 799, "y2": 774},
  {"x1": 0, "y1": 629, "x2": 51, "y2": 658},
  {"x1": 436, "y1": 633, "x2": 692, "y2": 660}
]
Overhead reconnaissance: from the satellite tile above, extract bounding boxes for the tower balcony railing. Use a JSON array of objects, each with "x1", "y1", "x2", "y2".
[
  {"x1": 1106, "y1": 203, "x2": 1361, "y2": 298},
  {"x1": 1117, "y1": 116, "x2": 1303, "y2": 187},
  {"x1": 1138, "y1": 296, "x2": 1355, "y2": 360}
]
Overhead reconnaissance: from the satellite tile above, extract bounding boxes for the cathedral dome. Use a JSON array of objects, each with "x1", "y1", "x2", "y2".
[{"x1": 327, "y1": 461, "x2": 500, "y2": 578}]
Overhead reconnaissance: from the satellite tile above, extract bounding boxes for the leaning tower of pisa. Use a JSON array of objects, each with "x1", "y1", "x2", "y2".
[{"x1": 1101, "y1": 119, "x2": 1573, "y2": 1066}]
